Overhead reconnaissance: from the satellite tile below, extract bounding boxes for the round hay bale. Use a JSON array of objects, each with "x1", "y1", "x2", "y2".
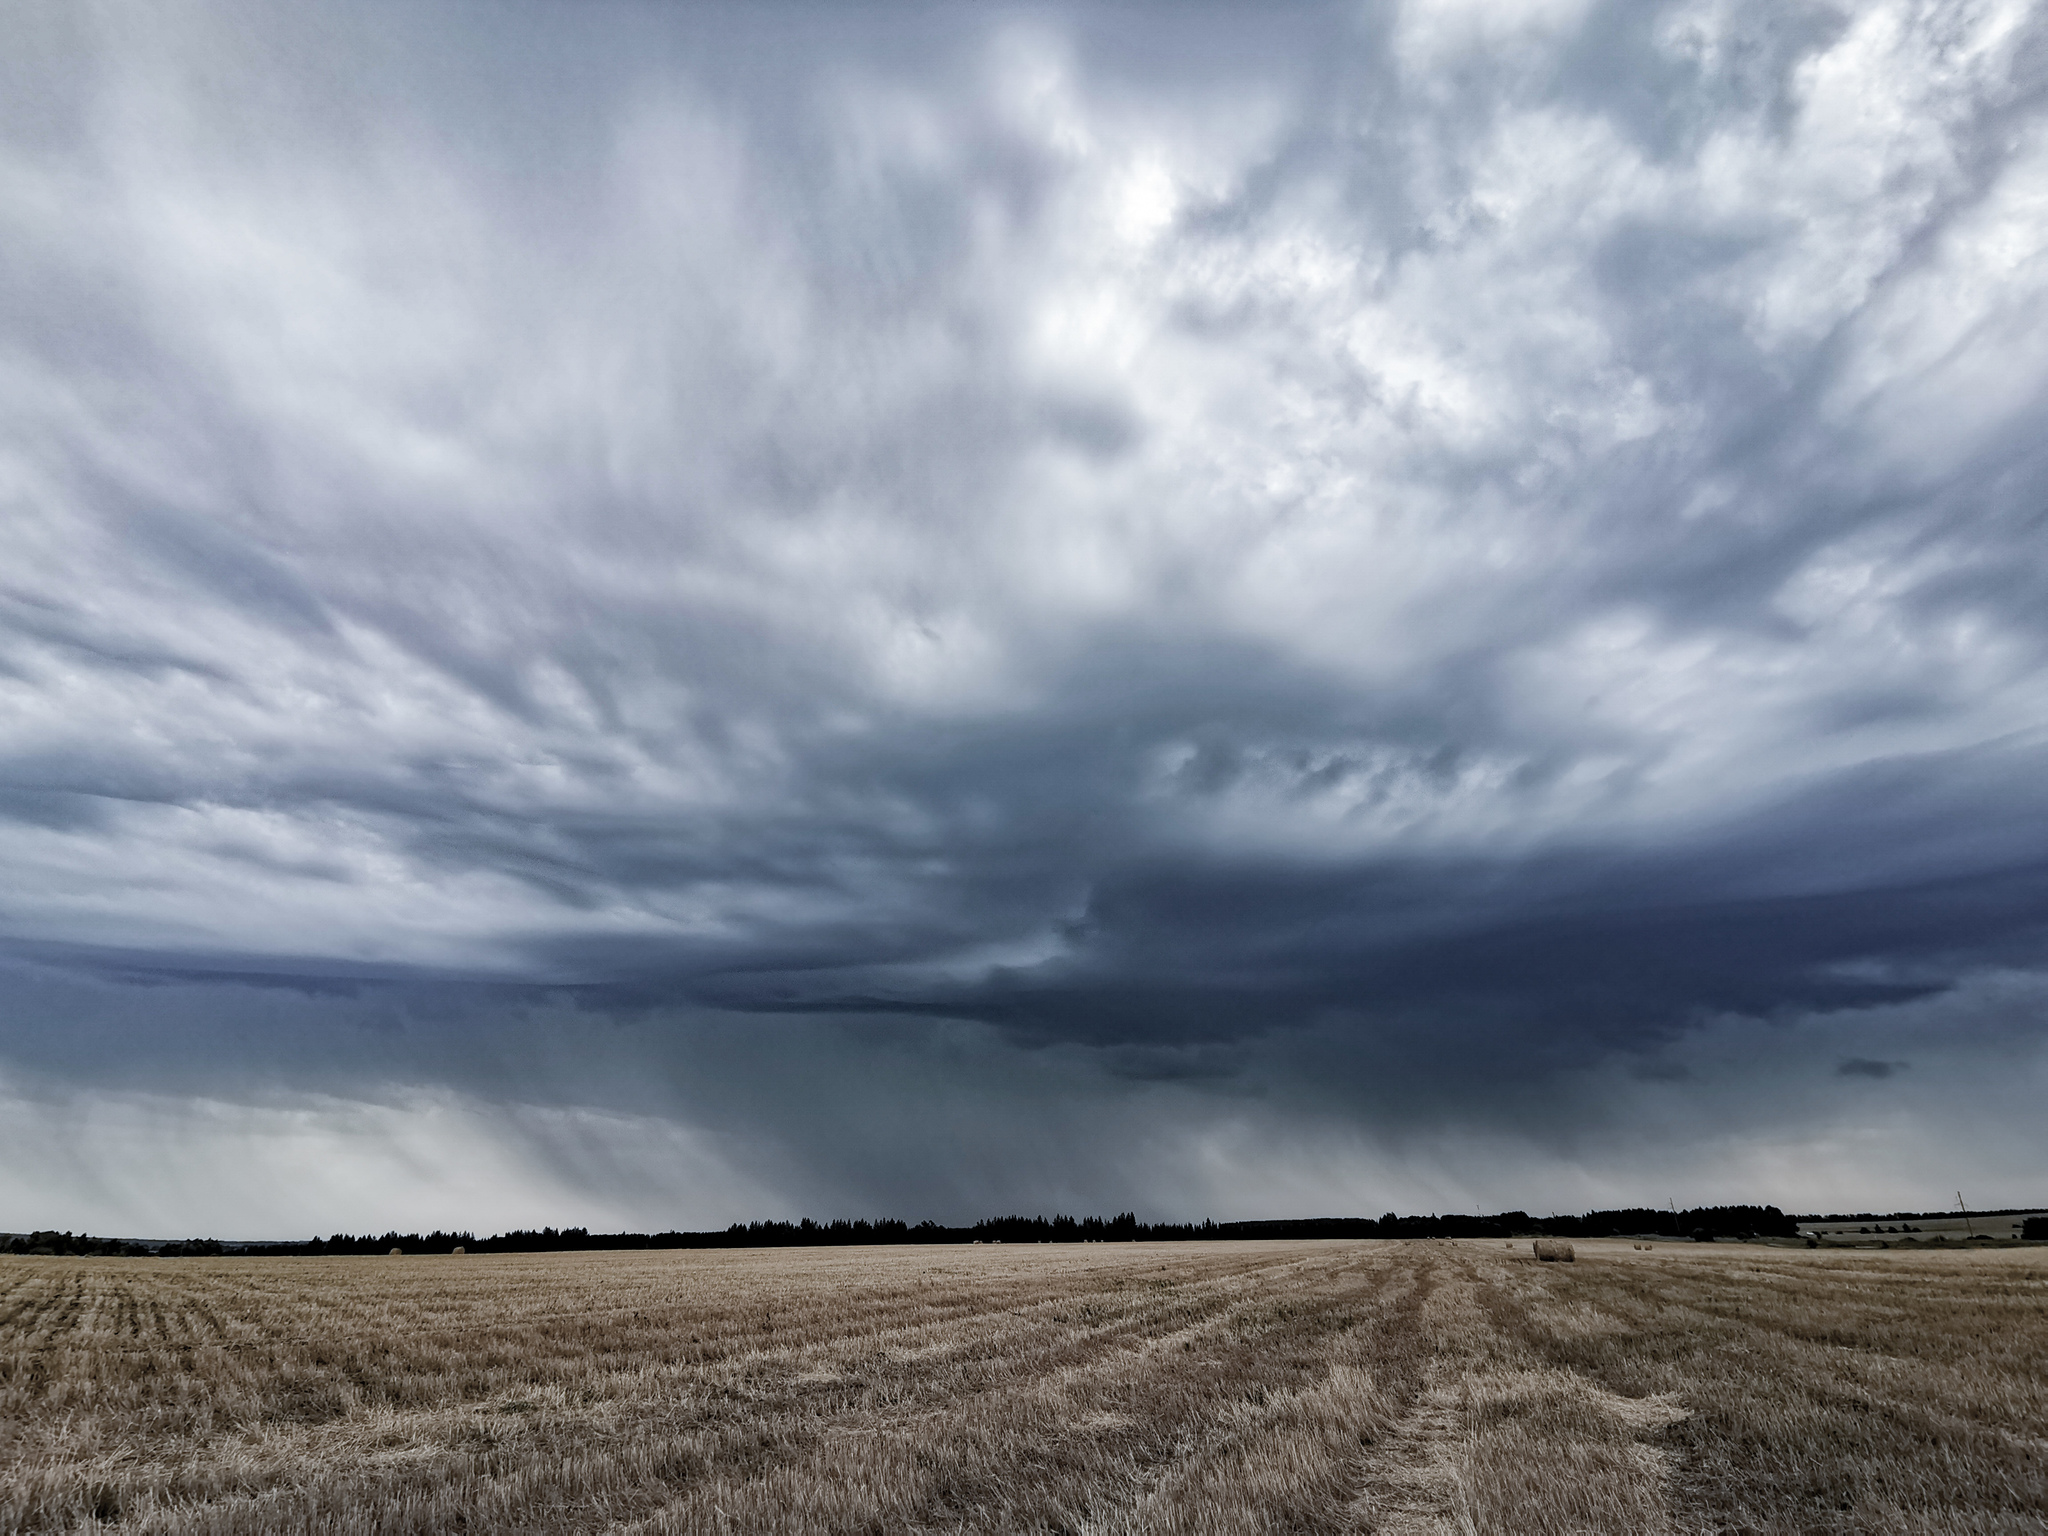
[
  {"x1": 451, "y1": 1245, "x2": 465, "y2": 1256},
  {"x1": 1533, "y1": 1239, "x2": 1575, "y2": 1263},
  {"x1": 388, "y1": 1247, "x2": 402, "y2": 1257}
]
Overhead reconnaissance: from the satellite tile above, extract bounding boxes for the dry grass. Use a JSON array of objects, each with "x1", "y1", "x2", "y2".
[
  {"x1": 1, "y1": 1240, "x2": 2042, "y2": 1533},
  {"x1": 1488, "y1": 1240, "x2": 2048, "y2": 1534}
]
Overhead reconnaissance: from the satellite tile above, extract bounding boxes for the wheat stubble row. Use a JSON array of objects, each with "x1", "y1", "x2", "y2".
[{"x1": 2, "y1": 1241, "x2": 2044, "y2": 1532}]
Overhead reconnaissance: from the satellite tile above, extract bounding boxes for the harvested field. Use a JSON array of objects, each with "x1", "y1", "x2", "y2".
[{"x1": 2, "y1": 1240, "x2": 2043, "y2": 1533}]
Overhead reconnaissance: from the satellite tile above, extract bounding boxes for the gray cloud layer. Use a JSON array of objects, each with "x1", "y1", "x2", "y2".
[{"x1": 4, "y1": 0, "x2": 2047, "y2": 1231}]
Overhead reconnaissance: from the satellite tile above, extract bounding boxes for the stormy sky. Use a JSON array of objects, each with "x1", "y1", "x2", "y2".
[{"x1": 5, "y1": 0, "x2": 2048, "y2": 1236}]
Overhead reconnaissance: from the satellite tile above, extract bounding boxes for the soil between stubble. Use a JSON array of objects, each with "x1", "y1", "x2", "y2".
[{"x1": 2, "y1": 1240, "x2": 2043, "y2": 1533}]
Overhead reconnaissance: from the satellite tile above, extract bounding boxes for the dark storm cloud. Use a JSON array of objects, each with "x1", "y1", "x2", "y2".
[{"x1": 4, "y1": 0, "x2": 2048, "y2": 1228}]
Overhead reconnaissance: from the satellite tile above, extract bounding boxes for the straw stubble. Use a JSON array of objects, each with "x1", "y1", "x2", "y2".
[{"x1": 1, "y1": 1240, "x2": 2042, "y2": 1532}]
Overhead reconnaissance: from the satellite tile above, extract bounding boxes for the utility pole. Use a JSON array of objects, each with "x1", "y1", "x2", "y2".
[{"x1": 1957, "y1": 1192, "x2": 1974, "y2": 1238}]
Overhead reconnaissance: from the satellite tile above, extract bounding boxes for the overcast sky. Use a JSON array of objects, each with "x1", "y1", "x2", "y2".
[{"x1": 4, "y1": 0, "x2": 2047, "y2": 1237}]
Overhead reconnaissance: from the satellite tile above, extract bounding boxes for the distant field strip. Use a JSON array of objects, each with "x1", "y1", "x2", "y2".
[{"x1": 2, "y1": 1241, "x2": 2043, "y2": 1533}]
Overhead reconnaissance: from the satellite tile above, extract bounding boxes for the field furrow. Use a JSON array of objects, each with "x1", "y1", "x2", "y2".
[{"x1": 1, "y1": 1241, "x2": 2043, "y2": 1533}]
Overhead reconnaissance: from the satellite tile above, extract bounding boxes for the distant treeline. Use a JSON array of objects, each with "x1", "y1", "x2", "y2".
[
  {"x1": 2, "y1": 1231, "x2": 156, "y2": 1257},
  {"x1": 0, "y1": 1231, "x2": 246, "y2": 1258},
  {"x1": 1788, "y1": 1207, "x2": 2043, "y2": 1223},
  {"x1": 5, "y1": 1204, "x2": 1814, "y2": 1257}
]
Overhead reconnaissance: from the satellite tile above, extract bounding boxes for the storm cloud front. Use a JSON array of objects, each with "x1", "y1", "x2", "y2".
[{"x1": 4, "y1": 0, "x2": 2047, "y2": 1236}]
